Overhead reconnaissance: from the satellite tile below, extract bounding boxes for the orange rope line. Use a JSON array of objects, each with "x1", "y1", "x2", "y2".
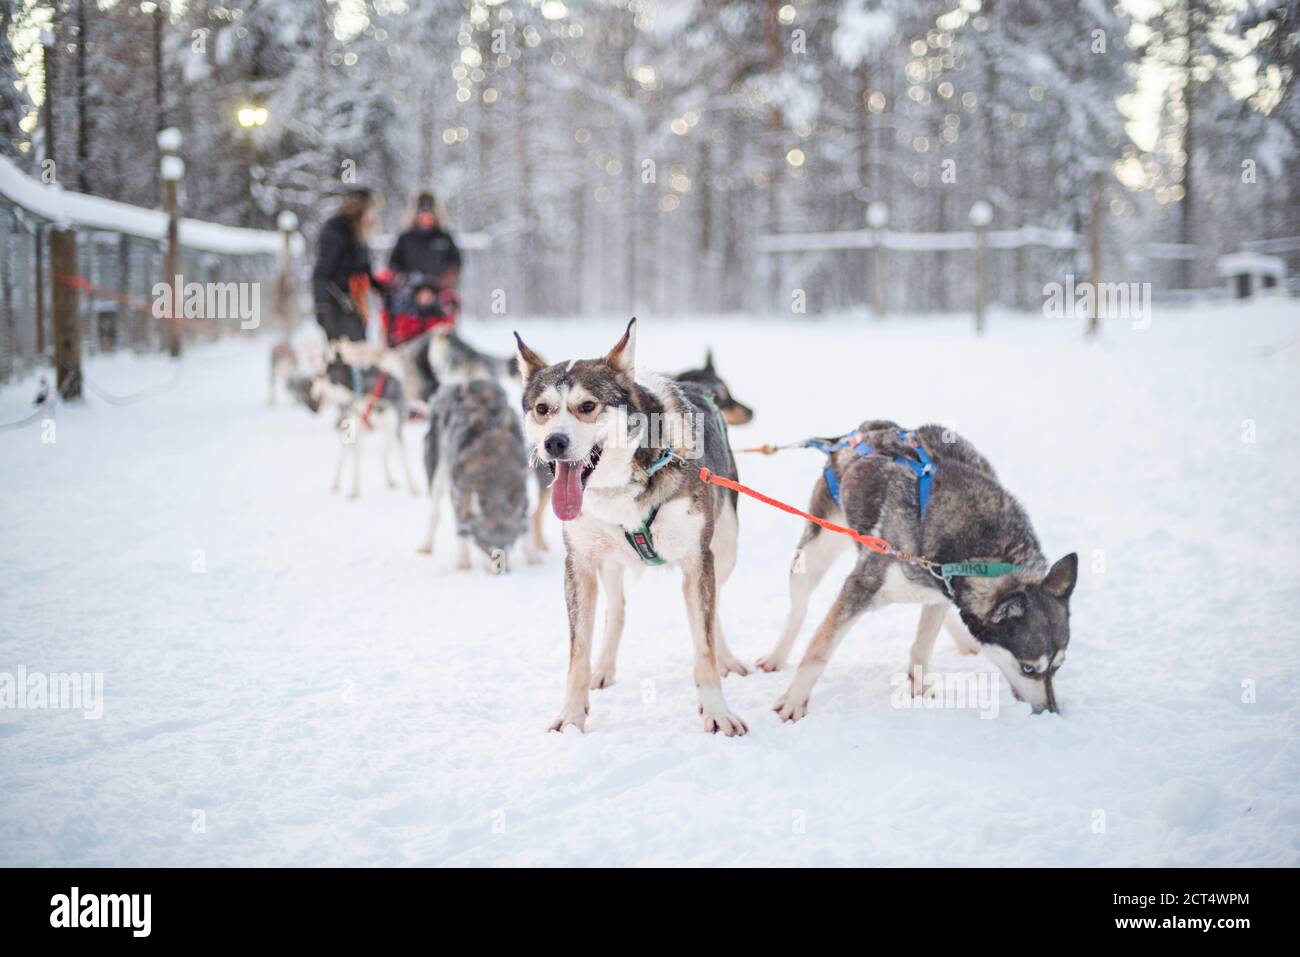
[
  {"x1": 360, "y1": 371, "x2": 388, "y2": 427},
  {"x1": 697, "y1": 467, "x2": 892, "y2": 556},
  {"x1": 52, "y1": 273, "x2": 250, "y2": 338}
]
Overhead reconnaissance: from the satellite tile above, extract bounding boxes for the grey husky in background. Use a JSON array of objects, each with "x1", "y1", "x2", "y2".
[
  {"x1": 419, "y1": 378, "x2": 539, "y2": 572},
  {"x1": 406, "y1": 326, "x2": 553, "y2": 554},
  {"x1": 515, "y1": 319, "x2": 751, "y2": 736},
  {"x1": 760, "y1": 422, "x2": 1077, "y2": 719}
]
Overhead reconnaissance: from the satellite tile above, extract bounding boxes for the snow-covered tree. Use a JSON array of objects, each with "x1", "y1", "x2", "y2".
[{"x1": 0, "y1": 0, "x2": 33, "y2": 166}]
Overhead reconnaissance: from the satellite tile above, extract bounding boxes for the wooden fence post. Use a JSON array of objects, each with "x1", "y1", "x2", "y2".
[
  {"x1": 867, "y1": 201, "x2": 888, "y2": 319},
  {"x1": 1087, "y1": 169, "x2": 1104, "y2": 337},
  {"x1": 970, "y1": 200, "x2": 992, "y2": 334},
  {"x1": 34, "y1": 225, "x2": 45, "y2": 357},
  {"x1": 51, "y1": 227, "x2": 81, "y2": 400}
]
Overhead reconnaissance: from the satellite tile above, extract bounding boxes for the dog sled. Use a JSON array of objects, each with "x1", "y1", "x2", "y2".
[{"x1": 376, "y1": 269, "x2": 460, "y2": 348}]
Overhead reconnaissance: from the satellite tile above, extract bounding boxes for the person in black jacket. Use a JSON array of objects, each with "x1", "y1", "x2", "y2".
[
  {"x1": 389, "y1": 190, "x2": 462, "y2": 303},
  {"x1": 312, "y1": 188, "x2": 381, "y2": 343}
]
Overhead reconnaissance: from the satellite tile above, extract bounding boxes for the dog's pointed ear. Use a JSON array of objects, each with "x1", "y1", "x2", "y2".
[
  {"x1": 704, "y1": 347, "x2": 715, "y2": 372},
  {"x1": 1043, "y1": 553, "x2": 1078, "y2": 601},
  {"x1": 513, "y1": 332, "x2": 547, "y2": 384},
  {"x1": 990, "y1": 593, "x2": 1027, "y2": 625},
  {"x1": 603, "y1": 317, "x2": 636, "y2": 374}
]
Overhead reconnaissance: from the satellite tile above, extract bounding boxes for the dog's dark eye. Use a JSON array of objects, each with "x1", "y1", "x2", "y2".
[
  {"x1": 534, "y1": 402, "x2": 549, "y2": 416},
  {"x1": 578, "y1": 401, "x2": 598, "y2": 415},
  {"x1": 1020, "y1": 663, "x2": 1037, "y2": 676}
]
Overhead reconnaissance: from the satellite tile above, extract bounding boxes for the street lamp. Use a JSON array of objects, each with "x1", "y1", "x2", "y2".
[
  {"x1": 276, "y1": 210, "x2": 298, "y2": 265},
  {"x1": 157, "y1": 127, "x2": 184, "y2": 357},
  {"x1": 236, "y1": 105, "x2": 268, "y2": 226}
]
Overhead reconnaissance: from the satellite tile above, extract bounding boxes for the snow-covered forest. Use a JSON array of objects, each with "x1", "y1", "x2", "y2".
[{"x1": 4, "y1": 0, "x2": 1298, "y2": 316}]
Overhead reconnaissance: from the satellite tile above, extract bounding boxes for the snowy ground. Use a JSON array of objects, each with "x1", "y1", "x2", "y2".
[{"x1": 2, "y1": 301, "x2": 1298, "y2": 867}]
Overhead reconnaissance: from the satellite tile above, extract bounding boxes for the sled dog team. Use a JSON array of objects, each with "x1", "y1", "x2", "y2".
[
  {"x1": 515, "y1": 320, "x2": 1076, "y2": 736},
  {"x1": 281, "y1": 318, "x2": 1077, "y2": 734}
]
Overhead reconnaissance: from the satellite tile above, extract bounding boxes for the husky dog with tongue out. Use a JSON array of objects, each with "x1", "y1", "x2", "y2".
[{"x1": 515, "y1": 319, "x2": 751, "y2": 736}]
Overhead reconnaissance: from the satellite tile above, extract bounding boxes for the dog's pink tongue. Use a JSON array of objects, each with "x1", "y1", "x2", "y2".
[{"x1": 551, "y1": 461, "x2": 585, "y2": 521}]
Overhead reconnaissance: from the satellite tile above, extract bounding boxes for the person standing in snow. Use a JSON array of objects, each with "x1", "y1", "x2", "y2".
[
  {"x1": 312, "y1": 188, "x2": 383, "y2": 343},
  {"x1": 387, "y1": 190, "x2": 462, "y2": 331}
]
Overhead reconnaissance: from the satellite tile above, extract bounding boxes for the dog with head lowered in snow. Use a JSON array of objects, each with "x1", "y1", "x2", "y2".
[
  {"x1": 759, "y1": 421, "x2": 1077, "y2": 720},
  {"x1": 515, "y1": 319, "x2": 751, "y2": 736}
]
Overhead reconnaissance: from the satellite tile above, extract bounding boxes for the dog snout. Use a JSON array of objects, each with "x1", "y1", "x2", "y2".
[
  {"x1": 723, "y1": 403, "x2": 754, "y2": 426},
  {"x1": 543, "y1": 432, "x2": 571, "y2": 458}
]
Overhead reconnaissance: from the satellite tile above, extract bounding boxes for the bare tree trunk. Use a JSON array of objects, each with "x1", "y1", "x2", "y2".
[
  {"x1": 43, "y1": 4, "x2": 58, "y2": 172},
  {"x1": 76, "y1": 0, "x2": 89, "y2": 192},
  {"x1": 764, "y1": 0, "x2": 784, "y2": 311},
  {"x1": 153, "y1": 5, "x2": 164, "y2": 206},
  {"x1": 516, "y1": 51, "x2": 537, "y2": 316},
  {"x1": 418, "y1": 64, "x2": 435, "y2": 185},
  {"x1": 856, "y1": 62, "x2": 871, "y2": 309},
  {"x1": 1179, "y1": 79, "x2": 1196, "y2": 291},
  {"x1": 697, "y1": 138, "x2": 713, "y2": 313}
]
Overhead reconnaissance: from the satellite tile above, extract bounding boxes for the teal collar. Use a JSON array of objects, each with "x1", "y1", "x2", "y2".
[{"x1": 630, "y1": 447, "x2": 676, "y2": 485}]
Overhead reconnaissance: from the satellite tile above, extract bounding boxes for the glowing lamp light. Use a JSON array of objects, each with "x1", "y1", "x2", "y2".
[
  {"x1": 969, "y1": 200, "x2": 993, "y2": 227},
  {"x1": 866, "y1": 201, "x2": 889, "y2": 229},
  {"x1": 237, "y1": 106, "x2": 269, "y2": 128}
]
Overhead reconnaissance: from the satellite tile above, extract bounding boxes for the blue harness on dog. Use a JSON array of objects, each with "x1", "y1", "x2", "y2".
[{"x1": 804, "y1": 430, "x2": 936, "y2": 519}]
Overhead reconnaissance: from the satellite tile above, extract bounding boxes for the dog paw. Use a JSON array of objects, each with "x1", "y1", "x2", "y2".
[
  {"x1": 702, "y1": 711, "x2": 748, "y2": 736},
  {"x1": 906, "y1": 668, "x2": 939, "y2": 698},
  {"x1": 773, "y1": 692, "x2": 810, "y2": 723},
  {"x1": 718, "y1": 656, "x2": 750, "y2": 678},
  {"x1": 755, "y1": 655, "x2": 785, "y2": 673},
  {"x1": 546, "y1": 707, "x2": 589, "y2": 733},
  {"x1": 589, "y1": 669, "x2": 616, "y2": 690}
]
